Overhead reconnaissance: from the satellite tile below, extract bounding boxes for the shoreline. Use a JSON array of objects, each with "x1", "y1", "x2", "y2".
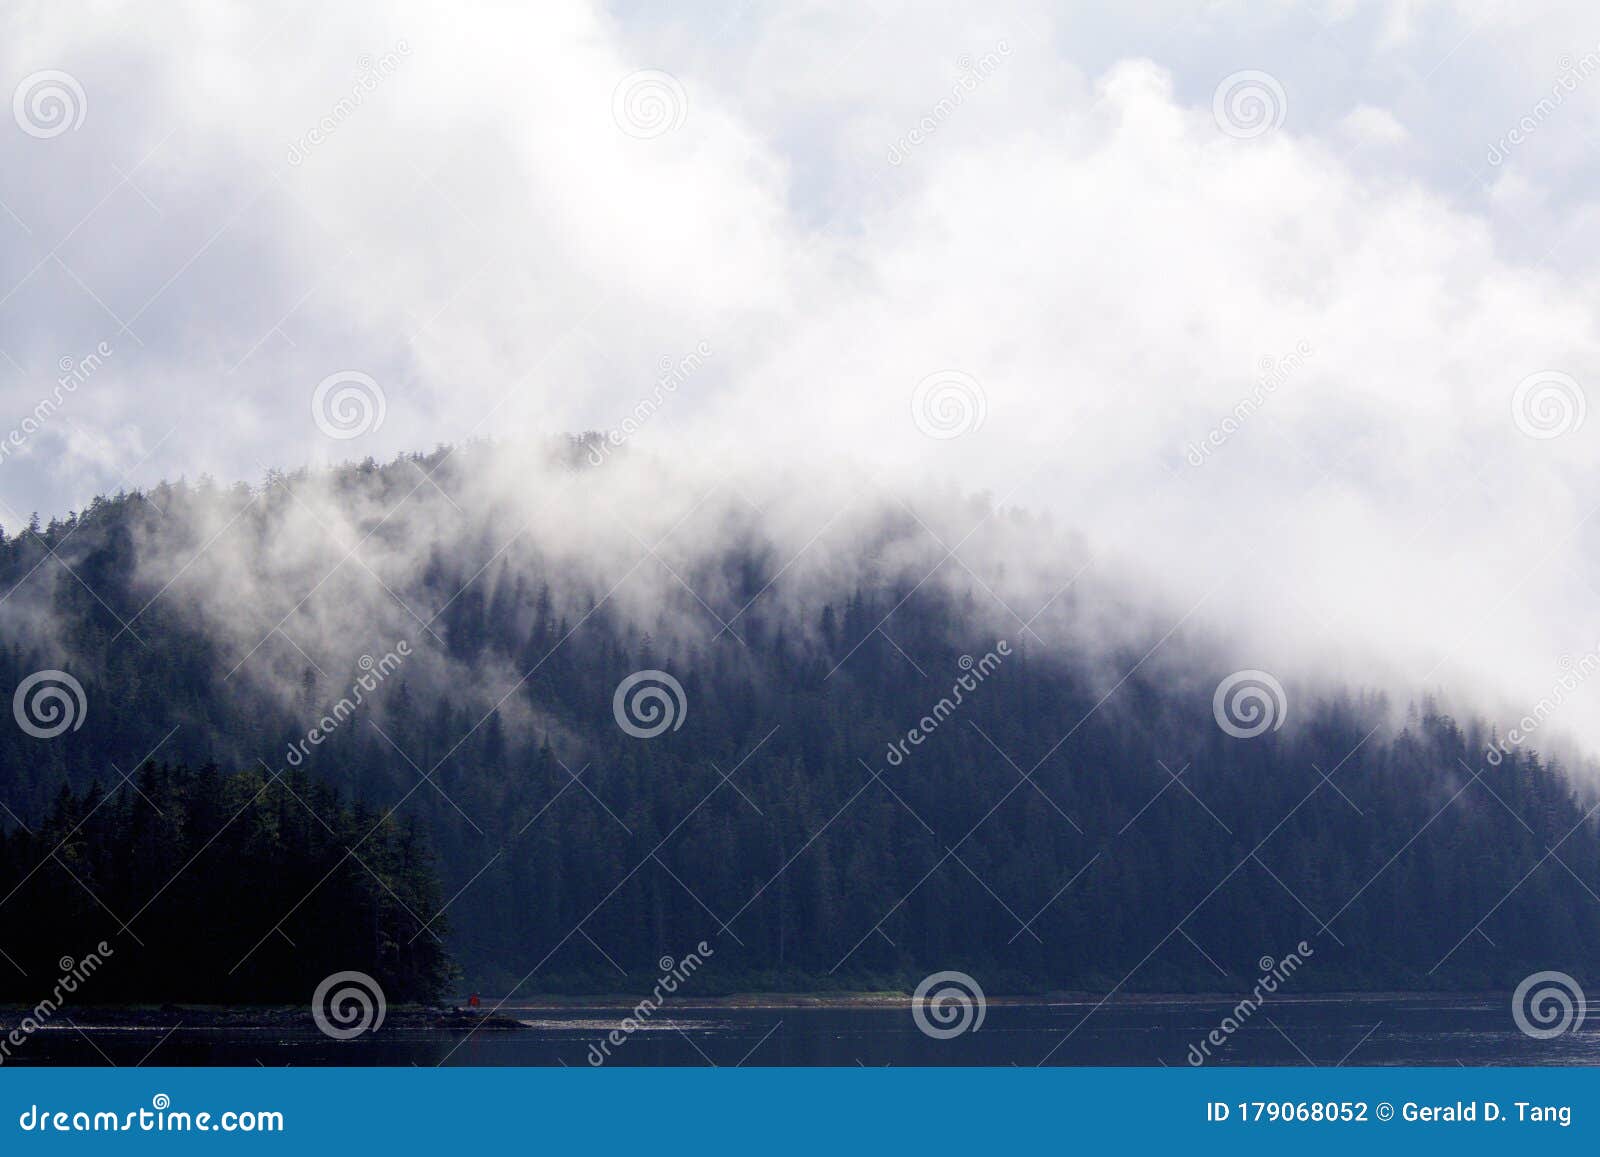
[
  {"x1": 497, "y1": 989, "x2": 1501, "y2": 1010},
  {"x1": 0, "y1": 990, "x2": 1504, "y2": 1029}
]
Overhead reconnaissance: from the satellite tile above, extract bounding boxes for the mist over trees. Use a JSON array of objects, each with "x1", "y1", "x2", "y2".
[{"x1": 0, "y1": 450, "x2": 1596, "y2": 997}]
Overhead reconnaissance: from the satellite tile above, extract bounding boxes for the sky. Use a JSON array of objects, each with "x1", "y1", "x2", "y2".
[{"x1": 4, "y1": 0, "x2": 1600, "y2": 752}]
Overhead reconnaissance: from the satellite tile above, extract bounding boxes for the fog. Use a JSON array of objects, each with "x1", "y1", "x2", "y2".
[{"x1": 4, "y1": 1, "x2": 1600, "y2": 761}]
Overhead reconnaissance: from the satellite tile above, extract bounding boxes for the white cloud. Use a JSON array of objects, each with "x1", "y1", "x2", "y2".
[
  {"x1": 1338, "y1": 104, "x2": 1409, "y2": 146},
  {"x1": 5, "y1": 1, "x2": 1600, "y2": 754}
]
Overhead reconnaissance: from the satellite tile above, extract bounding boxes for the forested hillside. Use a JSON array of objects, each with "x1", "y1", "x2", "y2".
[
  {"x1": 0, "y1": 445, "x2": 1595, "y2": 997},
  {"x1": 0, "y1": 764, "x2": 450, "y2": 1002}
]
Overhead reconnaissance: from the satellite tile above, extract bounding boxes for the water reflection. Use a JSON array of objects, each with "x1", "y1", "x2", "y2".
[{"x1": 10, "y1": 996, "x2": 1600, "y2": 1067}]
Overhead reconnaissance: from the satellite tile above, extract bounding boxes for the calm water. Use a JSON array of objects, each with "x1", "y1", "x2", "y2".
[{"x1": 8, "y1": 995, "x2": 1600, "y2": 1067}]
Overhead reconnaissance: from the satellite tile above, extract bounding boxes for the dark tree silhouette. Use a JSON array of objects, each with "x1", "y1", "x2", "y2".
[{"x1": 1, "y1": 451, "x2": 1596, "y2": 997}]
